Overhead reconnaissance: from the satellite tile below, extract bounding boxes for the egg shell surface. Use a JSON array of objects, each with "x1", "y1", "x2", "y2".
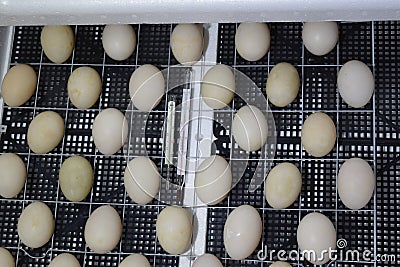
[{"x1": 1, "y1": 64, "x2": 37, "y2": 107}]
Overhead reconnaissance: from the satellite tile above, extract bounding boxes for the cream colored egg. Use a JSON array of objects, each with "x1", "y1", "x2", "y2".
[
  {"x1": 201, "y1": 64, "x2": 235, "y2": 109},
  {"x1": 129, "y1": 64, "x2": 165, "y2": 111},
  {"x1": 92, "y1": 108, "x2": 128, "y2": 155},
  {"x1": 27, "y1": 111, "x2": 65, "y2": 154},
  {"x1": 195, "y1": 155, "x2": 232, "y2": 205},
  {"x1": 156, "y1": 206, "x2": 192, "y2": 254},
  {"x1": 297, "y1": 212, "x2": 336, "y2": 265},
  {"x1": 59, "y1": 156, "x2": 94, "y2": 202},
  {"x1": 269, "y1": 262, "x2": 292, "y2": 267},
  {"x1": 266, "y1": 62, "x2": 300, "y2": 107},
  {"x1": 338, "y1": 158, "x2": 375, "y2": 210},
  {"x1": 49, "y1": 253, "x2": 81, "y2": 267},
  {"x1": 41, "y1": 25, "x2": 74, "y2": 64},
  {"x1": 302, "y1": 22, "x2": 339, "y2": 56},
  {"x1": 0, "y1": 247, "x2": 15, "y2": 267},
  {"x1": 235, "y1": 22, "x2": 270, "y2": 61},
  {"x1": 193, "y1": 253, "x2": 223, "y2": 267},
  {"x1": 1, "y1": 64, "x2": 37, "y2": 107},
  {"x1": 124, "y1": 157, "x2": 160, "y2": 205},
  {"x1": 301, "y1": 112, "x2": 336, "y2": 157},
  {"x1": 0, "y1": 153, "x2": 26, "y2": 198},
  {"x1": 84, "y1": 205, "x2": 122, "y2": 254},
  {"x1": 18, "y1": 201, "x2": 54, "y2": 248},
  {"x1": 224, "y1": 205, "x2": 262, "y2": 260},
  {"x1": 232, "y1": 105, "x2": 268, "y2": 152},
  {"x1": 265, "y1": 162, "x2": 302, "y2": 209},
  {"x1": 337, "y1": 60, "x2": 374, "y2": 108},
  {"x1": 119, "y1": 254, "x2": 150, "y2": 267},
  {"x1": 171, "y1": 24, "x2": 203, "y2": 65},
  {"x1": 102, "y1": 24, "x2": 137, "y2": 61},
  {"x1": 68, "y1": 67, "x2": 102, "y2": 109}
]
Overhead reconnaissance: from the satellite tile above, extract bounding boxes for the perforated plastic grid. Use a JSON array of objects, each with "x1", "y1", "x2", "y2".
[
  {"x1": 374, "y1": 21, "x2": 400, "y2": 267},
  {"x1": 208, "y1": 22, "x2": 400, "y2": 267},
  {"x1": 0, "y1": 21, "x2": 399, "y2": 267}
]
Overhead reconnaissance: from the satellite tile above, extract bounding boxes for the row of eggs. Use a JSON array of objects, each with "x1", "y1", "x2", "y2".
[
  {"x1": 23, "y1": 22, "x2": 342, "y2": 64},
  {"x1": 32, "y1": 22, "x2": 357, "y2": 64},
  {"x1": 0, "y1": 248, "x2": 241, "y2": 267},
  {"x1": 2, "y1": 58, "x2": 374, "y2": 111},
  {"x1": 0, "y1": 201, "x2": 362, "y2": 267},
  {"x1": 0, "y1": 149, "x2": 375, "y2": 212}
]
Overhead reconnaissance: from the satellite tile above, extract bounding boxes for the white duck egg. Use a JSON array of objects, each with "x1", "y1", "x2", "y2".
[
  {"x1": 193, "y1": 253, "x2": 223, "y2": 267},
  {"x1": 232, "y1": 105, "x2": 268, "y2": 152},
  {"x1": 201, "y1": 64, "x2": 235, "y2": 109},
  {"x1": 297, "y1": 212, "x2": 336, "y2": 265},
  {"x1": 224, "y1": 205, "x2": 262, "y2": 260},
  {"x1": 59, "y1": 156, "x2": 94, "y2": 202},
  {"x1": 27, "y1": 111, "x2": 65, "y2": 154},
  {"x1": 119, "y1": 254, "x2": 150, "y2": 267},
  {"x1": 129, "y1": 64, "x2": 165, "y2": 111},
  {"x1": 84, "y1": 205, "x2": 122, "y2": 254},
  {"x1": 338, "y1": 158, "x2": 375, "y2": 210},
  {"x1": 49, "y1": 253, "x2": 81, "y2": 267},
  {"x1": 102, "y1": 24, "x2": 137, "y2": 61},
  {"x1": 269, "y1": 262, "x2": 292, "y2": 267},
  {"x1": 265, "y1": 162, "x2": 302, "y2": 209},
  {"x1": 1, "y1": 64, "x2": 37, "y2": 107},
  {"x1": 0, "y1": 153, "x2": 26, "y2": 198},
  {"x1": 301, "y1": 112, "x2": 336, "y2": 157},
  {"x1": 92, "y1": 108, "x2": 128, "y2": 155},
  {"x1": 171, "y1": 24, "x2": 203, "y2": 65},
  {"x1": 0, "y1": 247, "x2": 15, "y2": 267},
  {"x1": 195, "y1": 155, "x2": 232, "y2": 205},
  {"x1": 68, "y1": 67, "x2": 102, "y2": 109},
  {"x1": 302, "y1": 22, "x2": 339, "y2": 56},
  {"x1": 41, "y1": 25, "x2": 74, "y2": 63},
  {"x1": 266, "y1": 62, "x2": 300, "y2": 107},
  {"x1": 337, "y1": 60, "x2": 374, "y2": 108},
  {"x1": 18, "y1": 202, "x2": 55, "y2": 248},
  {"x1": 156, "y1": 206, "x2": 192, "y2": 254},
  {"x1": 124, "y1": 157, "x2": 160, "y2": 205},
  {"x1": 235, "y1": 22, "x2": 270, "y2": 61}
]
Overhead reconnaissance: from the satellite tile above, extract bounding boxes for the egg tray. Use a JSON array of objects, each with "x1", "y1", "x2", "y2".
[
  {"x1": 0, "y1": 21, "x2": 399, "y2": 267},
  {"x1": 207, "y1": 21, "x2": 400, "y2": 267}
]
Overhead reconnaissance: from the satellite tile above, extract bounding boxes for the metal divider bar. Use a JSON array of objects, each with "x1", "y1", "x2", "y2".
[
  {"x1": 179, "y1": 23, "x2": 219, "y2": 266},
  {"x1": 0, "y1": 26, "x2": 13, "y2": 141}
]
